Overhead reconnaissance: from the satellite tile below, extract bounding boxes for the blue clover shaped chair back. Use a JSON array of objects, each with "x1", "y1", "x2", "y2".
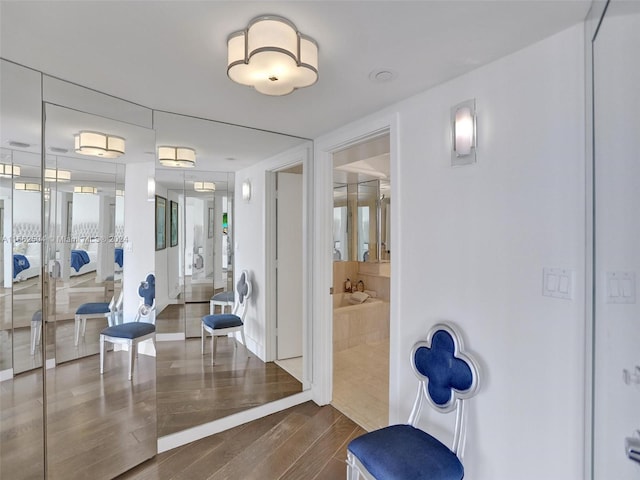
[
  {"x1": 233, "y1": 270, "x2": 252, "y2": 318},
  {"x1": 347, "y1": 322, "x2": 480, "y2": 480},
  {"x1": 138, "y1": 273, "x2": 155, "y2": 307}
]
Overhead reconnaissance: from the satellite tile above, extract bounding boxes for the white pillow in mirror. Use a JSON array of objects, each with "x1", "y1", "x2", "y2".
[
  {"x1": 349, "y1": 291, "x2": 370, "y2": 304},
  {"x1": 26, "y1": 242, "x2": 40, "y2": 256},
  {"x1": 14, "y1": 242, "x2": 28, "y2": 254}
]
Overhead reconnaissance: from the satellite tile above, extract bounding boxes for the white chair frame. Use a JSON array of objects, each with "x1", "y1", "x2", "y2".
[
  {"x1": 346, "y1": 322, "x2": 480, "y2": 480},
  {"x1": 74, "y1": 291, "x2": 123, "y2": 346},
  {"x1": 201, "y1": 270, "x2": 252, "y2": 365},
  {"x1": 99, "y1": 329, "x2": 155, "y2": 381}
]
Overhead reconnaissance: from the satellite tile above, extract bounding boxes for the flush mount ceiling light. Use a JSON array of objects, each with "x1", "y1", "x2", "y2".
[
  {"x1": 0, "y1": 163, "x2": 20, "y2": 177},
  {"x1": 74, "y1": 185, "x2": 97, "y2": 194},
  {"x1": 158, "y1": 146, "x2": 196, "y2": 168},
  {"x1": 15, "y1": 182, "x2": 41, "y2": 192},
  {"x1": 194, "y1": 181, "x2": 215, "y2": 193},
  {"x1": 74, "y1": 131, "x2": 125, "y2": 158},
  {"x1": 451, "y1": 99, "x2": 477, "y2": 166},
  {"x1": 45, "y1": 168, "x2": 71, "y2": 182},
  {"x1": 227, "y1": 15, "x2": 319, "y2": 96}
]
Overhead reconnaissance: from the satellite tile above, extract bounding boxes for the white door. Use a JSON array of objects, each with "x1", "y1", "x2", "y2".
[
  {"x1": 276, "y1": 172, "x2": 303, "y2": 359},
  {"x1": 592, "y1": 3, "x2": 640, "y2": 478}
]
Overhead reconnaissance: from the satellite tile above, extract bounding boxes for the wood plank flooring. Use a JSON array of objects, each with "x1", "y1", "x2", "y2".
[{"x1": 119, "y1": 402, "x2": 365, "y2": 480}]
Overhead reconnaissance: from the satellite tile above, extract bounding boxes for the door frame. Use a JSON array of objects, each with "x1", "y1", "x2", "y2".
[{"x1": 311, "y1": 113, "x2": 400, "y2": 421}]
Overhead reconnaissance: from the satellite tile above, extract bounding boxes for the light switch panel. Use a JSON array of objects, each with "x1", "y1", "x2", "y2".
[
  {"x1": 606, "y1": 271, "x2": 636, "y2": 304},
  {"x1": 543, "y1": 267, "x2": 574, "y2": 300}
]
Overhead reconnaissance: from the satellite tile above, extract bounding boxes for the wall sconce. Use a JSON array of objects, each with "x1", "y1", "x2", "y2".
[
  {"x1": 227, "y1": 15, "x2": 319, "y2": 96},
  {"x1": 194, "y1": 181, "x2": 216, "y2": 193},
  {"x1": 14, "y1": 182, "x2": 41, "y2": 192},
  {"x1": 451, "y1": 99, "x2": 476, "y2": 166},
  {"x1": 242, "y1": 180, "x2": 252, "y2": 201},
  {"x1": 116, "y1": 189, "x2": 124, "y2": 197},
  {"x1": 74, "y1": 131, "x2": 125, "y2": 158},
  {"x1": 147, "y1": 177, "x2": 155, "y2": 202},
  {"x1": 0, "y1": 163, "x2": 20, "y2": 177},
  {"x1": 74, "y1": 185, "x2": 97, "y2": 194},
  {"x1": 45, "y1": 168, "x2": 71, "y2": 182},
  {"x1": 158, "y1": 146, "x2": 196, "y2": 168}
]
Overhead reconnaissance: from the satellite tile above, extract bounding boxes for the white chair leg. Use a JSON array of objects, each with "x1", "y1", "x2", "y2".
[
  {"x1": 212, "y1": 335, "x2": 217, "y2": 365},
  {"x1": 100, "y1": 335, "x2": 105, "y2": 374},
  {"x1": 201, "y1": 324, "x2": 205, "y2": 355},
  {"x1": 74, "y1": 316, "x2": 81, "y2": 346},
  {"x1": 81, "y1": 318, "x2": 87, "y2": 338},
  {"x1": 30, "y1": 324, "x2": 37, "y2": 355},
  {"x1": 240, "y1": 328, "x2": 248, "y2": 358},
  {"x1": 128, "y1": 341, "x2": 134, "y2": 380}
]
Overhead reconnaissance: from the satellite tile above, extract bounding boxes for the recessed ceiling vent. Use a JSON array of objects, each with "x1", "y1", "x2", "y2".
[{"x1": 9, "y1": 141, "x2": 30, "y2": 148}]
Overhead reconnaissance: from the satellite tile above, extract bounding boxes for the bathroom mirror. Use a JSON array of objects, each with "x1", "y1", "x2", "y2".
[
  {"x1": 42, "y1": 95, "x2": 156, "y2": 478},
  {"x1": 0, "y1": 59, "x2": 45, "y2": 479},
  {"x1": 153, "y1": 111, "x2": 307, "y2": 437}
]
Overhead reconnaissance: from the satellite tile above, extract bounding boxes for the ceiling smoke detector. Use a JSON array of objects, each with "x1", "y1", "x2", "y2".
[{"x1": 369, "y1": 69, "x2": 396, "y2": 83}]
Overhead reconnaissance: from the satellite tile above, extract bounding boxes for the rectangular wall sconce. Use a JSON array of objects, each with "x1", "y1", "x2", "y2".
[{"x1": 451, "y1": 99, "x2": 477, "y2": 166}]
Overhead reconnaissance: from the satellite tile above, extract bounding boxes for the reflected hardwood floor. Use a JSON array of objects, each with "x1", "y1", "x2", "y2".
[
  {"x1": 157, "y1": 338, "x2": 303, "y2": 436},
  {"x1": 120, "y1": 402, "x2": 365, "y2": 480}
]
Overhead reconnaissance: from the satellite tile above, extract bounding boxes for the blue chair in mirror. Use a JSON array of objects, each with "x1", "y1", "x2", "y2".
[
  {"x1": 347, "y1": 322, "x2": 481, "y2": 480},
  {"x1": 99, "y1": 274, "x2": 156, "y2": 380},
  {"x1": 201, "y1": 270, "x2": 252, "y2": 365},
  {"x1": 210, "y1": 290, "x2": 234, "y2": 315},
  {"x1": 74, "y1": 291, "x2": 123, "y2": 346}
]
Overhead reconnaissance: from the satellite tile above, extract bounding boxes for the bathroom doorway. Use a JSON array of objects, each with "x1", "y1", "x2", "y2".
[{"x1": 331, "y1": 132, "x2": 391, "y2": 431}]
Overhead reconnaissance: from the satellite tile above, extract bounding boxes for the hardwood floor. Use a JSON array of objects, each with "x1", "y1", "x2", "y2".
[
  {"x1": 119, "y1": 402, "x2": 365, "y2": 480},
  {"x1": 157, "y1": 337, "x2": 303, "y2": 436}
]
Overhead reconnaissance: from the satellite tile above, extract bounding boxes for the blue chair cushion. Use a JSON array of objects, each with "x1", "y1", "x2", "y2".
[
  {"x1": 76, "y1": 302, "x2": 110, "y2": 315},
  {"x1": 348, "y1": 424, "x2": 463, "y2": 480},
  {"x1": 211, "y1": 291, "x2": 234, "y2": 303},
  {"x1": 202, "y1": 313, "x2": 243, "y2": 330},
  {"x1": 101, "y1": 322, "x2": 155, "y2": 339}
]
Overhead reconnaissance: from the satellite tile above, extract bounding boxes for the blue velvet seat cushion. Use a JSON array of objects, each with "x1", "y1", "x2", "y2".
[
  {"x1": 211, "y1": 291, "x2": 234, "y2": 302},
  {"x1": 348, "y1": 424, "x2": 463, "y2": 480},
  {"x1": 101, "y1": 322, "x2": 155, "y2": 339},
  {"x1": 76, "y1": 302, "x2": 110, "y2": 315},
  {"x1": 202, "y1": 313, "x2": 242, "y2": 330}
]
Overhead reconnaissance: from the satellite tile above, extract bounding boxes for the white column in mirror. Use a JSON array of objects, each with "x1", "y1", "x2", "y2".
[{"x1": 451, "y1": 98, "x2": 477, "y2": 166}]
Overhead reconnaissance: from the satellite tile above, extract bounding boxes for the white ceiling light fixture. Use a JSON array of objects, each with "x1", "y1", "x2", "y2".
[
  {"x1": 194, "y1": 181, "x2": 215, "y2": 193},
  {"x1": 158, "y1": 146, "x2": 196, "y2": 168},
  {"x1": 74, "y1": 185, "x2": 97, "y2": 194},
  {"x1": 227, "y1": 15, "x2": 319, "y2": 96},
  {"x1": 451, "y1": 99, "x2": 477, "y2": 166},
  {"x1": 74, "y1": 131, "x2": 125, "y2": 158},
  {"x1": 0, "y1": 163, "x2": 20, "y2": 177},
  {"x1": 45, "y1": 168, "x2": 71, "y2": 182},
  {"x1": 15, "y1": 182, "x2": 41, "y2": 192}
]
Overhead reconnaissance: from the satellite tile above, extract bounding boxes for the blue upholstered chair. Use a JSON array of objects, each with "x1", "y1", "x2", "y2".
[
  {"x1": 347, "y1": 322, "x2": 481, "y2": 480},
  {"x1": 74, "y1": 291, "x2": 123, "y2": 346},
  {"x1": 99, "y1": 274, "x2": 156, "y2": 380},
  {"x1": 201, "y1": 270, "x2": 251, "y2": 365},
  {"x1": 210, "y1": 290, "x2": 234, "y2": 315}
]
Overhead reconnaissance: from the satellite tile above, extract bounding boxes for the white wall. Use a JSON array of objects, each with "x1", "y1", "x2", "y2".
[
  {"x1": 71, "y1": 193, "x2": 99, "y2": 223},
  {"x1": 234, "y1": 143, "x2": 311, "y2": 361},
  {"x1": 123, "y1": 161, "x2": 155, "y2": 323},
  {"x1": 13, "y1": 189, "x2": 40, "y2": 224},
  {"x1": 314, "y1": 25, "x2": 586, "y2": 479}
]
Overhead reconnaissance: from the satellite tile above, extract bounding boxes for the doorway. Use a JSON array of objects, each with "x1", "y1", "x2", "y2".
[{"x1": 330, "y1": 132, "x2": 391, "y2": 431}]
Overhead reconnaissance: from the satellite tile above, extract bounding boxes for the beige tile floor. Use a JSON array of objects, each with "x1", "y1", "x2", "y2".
[{"x1": 332, "y1": 340, "x2": 389, "y2": 432}]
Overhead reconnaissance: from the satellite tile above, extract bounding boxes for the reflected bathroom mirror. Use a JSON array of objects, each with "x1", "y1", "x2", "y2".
[{"x1": 153, "y1": 111, "x2": 307, "y2": 437}]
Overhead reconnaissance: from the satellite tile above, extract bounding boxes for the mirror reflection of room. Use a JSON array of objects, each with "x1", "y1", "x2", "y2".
[{"x1": 331, "y1": 133, "x2": 392, "y2": 432}]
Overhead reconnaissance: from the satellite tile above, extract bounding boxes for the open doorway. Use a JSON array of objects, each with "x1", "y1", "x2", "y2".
[
  {"x1": 271, "y1": 164, "x2": 304, "y2": 382},
  {"x1": 331, "y1": 132, "x2": 391, "y2": 431}
]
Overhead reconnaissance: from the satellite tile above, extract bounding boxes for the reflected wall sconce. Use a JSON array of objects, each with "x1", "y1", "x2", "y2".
[
  {"x1": 158, "y1": 146, "x2": 196, "y2": 168},
  {"x1": 227, "y1": 15, "x2": 319, "y2": 96},
  {"x1": 0, "y1": 163, "x2": 20, "y2": 177},
  {"x1": 242, "y1": 180, "x2": 252, "y2": 201},
  {"x1": 14, "y1": 182, "x2": 40, "y2": 192},
  {"x1": 194, "y1": 181, "x2": 216, "y2": 193},
  {"x1": 451, "y1": 99, "x2": 477, "y2": 166},
  {"x1": 147, "y1": 177, "x2": 155, "y2": 202},
  {"x1": 74, "y1": 185, "x2": 97, "y2": 194},
  {"x1": 116, "y1": 189, "x2": 124, "y2": 197},
  {"x1": 74, "y1": 131, "x2": 125, "y2": 158},
  {"x1": 45, "y1": 168, "x2": 71, "y2": 182}
]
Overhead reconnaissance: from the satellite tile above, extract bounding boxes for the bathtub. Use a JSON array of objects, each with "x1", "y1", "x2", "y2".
[{"x1": 333, "y1": 293, "x2": 389, "y2": 352}]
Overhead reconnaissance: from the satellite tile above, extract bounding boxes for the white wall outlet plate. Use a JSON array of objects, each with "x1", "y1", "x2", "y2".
[
  {"x1": 606, "y1": 271, "x2": 636, "y2": 304},
  {"x1": 543, "y1": 267, "x2": 574, "y2": 300}
]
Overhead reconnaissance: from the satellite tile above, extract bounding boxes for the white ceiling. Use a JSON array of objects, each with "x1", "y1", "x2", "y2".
[{"x1": 0, "y1": 1, "x2": 592, "y2": 140}]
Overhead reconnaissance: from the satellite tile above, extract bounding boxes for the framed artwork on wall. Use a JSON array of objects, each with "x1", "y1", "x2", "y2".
[
  {"x1": 170, "y1": 200, "x2": 178, "y2": 247},
  {"x1": 155, "y1": 195, "x2": 166, "y2": 250}
]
